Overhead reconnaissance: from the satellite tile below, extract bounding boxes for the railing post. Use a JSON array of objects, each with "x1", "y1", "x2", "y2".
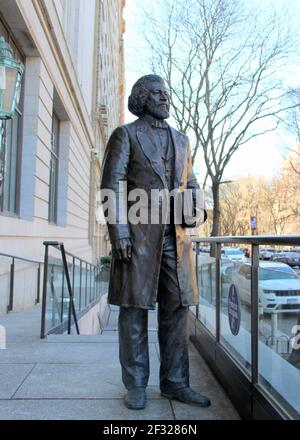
[
  {"x1": 85, "y1": 262, "x2": 88, "y2": 307},
  {"x1": 60, "y1": 244, "x2": 79, "y2": 335},
  {"x1": 72, "y1": 257, "x2": 75, "y2": 293},
  {"x1": 93, "y1": 266, "x2": 96, "y2": 300},
  {"x1": 96, "y1": 267, "x2": 100, "y2": 298},
  {"x1": 50, "y1": 265, "x2": 56, "y2": 327},
  {"x1": 216, "y1": 242, "x2": 221, "y2": 343},
  {"x1": 79, "y1": 261, "x2": 82, "y2": 310},
  {"x1": 61, "y1": 269, "x2": 65, "y2": 323},
  {"x1": 251, "y1": 244, "x2": 259, "y2": 385},
  {"x1": 195, "y1": 242, "x2": 199, "y2": 321},
  {"x1": 68, "y1": 257, "x2": 75, "y2": 332},
  {"x1": 7, "y1": 258, "x2": 15, "y2": 312},
  {"x1": 40, "y1": 245, "x2": 49, "y2": 339},
  {"x1": 89, "y1": 264, "x2": 92, "y2": 302},
  {"x1": 100, "y1": 266, "x2": 103, "y2": 297},
  {"x1": 36, "y1": 264, "x2": 41, "y2": 305}
]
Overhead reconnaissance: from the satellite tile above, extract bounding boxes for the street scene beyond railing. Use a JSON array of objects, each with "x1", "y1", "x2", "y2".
[{"x1": 192, "y1": 235, "x2": 300, "y2": 420}]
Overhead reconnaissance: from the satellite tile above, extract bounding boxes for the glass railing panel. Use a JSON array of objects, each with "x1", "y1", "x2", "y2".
[
  {"x1": 195, "y1": 242, "x2": 216, "y2": 336},
  {"x1": 45, "y1": 246, "x2": 64, "y2": 334},
  {"x1": 84, "y1": 263, "x2": 89, "y2": 307},
  {"x1": 80, "y1": 263, "x2": 87, "y2": 309},
  {"x1": 73, "y1": 259, "x2": 81, "y2": 312},
  {"x1": 0, "y1": 256, "x2": 39, "y2": 314},
  {"x1": 95, "y1": 267, "x2": 102, "y2": 299},
  {"x1": 258, "y1": 244, "x2": 300, "y2": 417},
  {"x1": 220, "y1": 244, "x2": 251, "y2": 374},
  {"x1": 91, "y1": 266, "x2": 96, "y2": 302},
  {"x1": 62, "y1": 253, "x2": 73, "y2": 321},
  {"x1": 88, "y1": 264, "x2": 93, "y2": 304}
]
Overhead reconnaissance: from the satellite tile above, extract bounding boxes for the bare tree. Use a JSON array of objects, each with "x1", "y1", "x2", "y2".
[
  {"x1": 284, "y1": 89, "x2": 300, "y2": 174},
  {"x1": 260, "y1": 178, "x2": 298, "y2": 234},
  {"x1": 142, "y1": 0, "x2": 298, "y2": 235},
  {"x1": 219, "y1": 176, "x2": 299, "y2": 236},
  {"x1": 220, "y1": 183, "x2": 248, "y2": 236}
]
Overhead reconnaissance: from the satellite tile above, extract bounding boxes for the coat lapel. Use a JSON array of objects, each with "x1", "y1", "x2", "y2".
[
  {"x1": 136, "y1": 119, "x2": 187, "y2": 188},
  {"x1": 136, "y1": 122, "x2": 166, "y2": 186},
  {"x1": 169, "y1": 126, "x2": 187, "y2": 186}
]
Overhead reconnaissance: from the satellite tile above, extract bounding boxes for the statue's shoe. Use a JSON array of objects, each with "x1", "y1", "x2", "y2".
[
  {"x1": 161, "y1": 387, "x2": 211, "y2": 407},
  {"x1": 124, "y1": 387, "x2": 147, "y2": 410}
]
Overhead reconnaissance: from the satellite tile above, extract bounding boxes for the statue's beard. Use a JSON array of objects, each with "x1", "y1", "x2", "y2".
[{"x1": 145, "y1": 101, "x2": 170, "y2": 120}]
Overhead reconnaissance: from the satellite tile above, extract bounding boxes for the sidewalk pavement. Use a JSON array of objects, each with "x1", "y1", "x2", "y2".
[{"x1": 0, "y1": 305, "x2": 240, "y2": 420}]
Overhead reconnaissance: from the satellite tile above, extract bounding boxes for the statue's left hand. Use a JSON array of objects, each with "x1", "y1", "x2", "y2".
[{"x1": 111, "y1": 238, "x2": 132, "y2": 262}]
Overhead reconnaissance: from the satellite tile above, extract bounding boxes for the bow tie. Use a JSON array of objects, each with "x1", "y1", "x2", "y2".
[{"x1": 151, "y1": 120, "x2": 168, "y2": 129}]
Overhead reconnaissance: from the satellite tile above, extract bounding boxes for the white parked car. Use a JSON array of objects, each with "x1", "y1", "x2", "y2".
[
  {"x1": 232, "y1": 262, "x2": 300, "y2": 314},
  {"x1": 259, "y1": 248, "x2": 275, "y2": 260},
  {"x1": 221, "y1": 248, "x2": 246, "y2": 262}
]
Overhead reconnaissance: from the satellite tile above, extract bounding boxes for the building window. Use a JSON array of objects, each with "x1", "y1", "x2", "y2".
[
  {"x1": 0, "y1": 111, "x2": 22, "y2": 214},
  {"x1": 0, "y1": 17, "x2": 24, "y2": 216},
  {"x1": 49, "y1": 112, "x2": 60, "y2": 224}
]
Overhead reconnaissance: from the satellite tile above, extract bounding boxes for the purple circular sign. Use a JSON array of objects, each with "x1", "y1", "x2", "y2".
[{"x1": 228, "y1": 284, "x2": 241, "y2": 336}]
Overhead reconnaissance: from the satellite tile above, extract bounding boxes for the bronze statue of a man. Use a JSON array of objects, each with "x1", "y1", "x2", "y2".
[{"x1": 100, "y1": 74, "x2": 210, "y2": 410}]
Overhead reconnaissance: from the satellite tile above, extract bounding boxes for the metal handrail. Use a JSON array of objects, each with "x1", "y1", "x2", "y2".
[
  {"x1": 193, "y1": 234, "x2": 300, "y2": 245},
  {"x1": 0, "y1": 253, "x2": 41, "y2": 264},
  {"x1": 42, "y1": 244, "x2": 97, "y2": 267},
  {"x1": 0, "y1": 252, "x2": 42, "y2": 312},
  {"x1": 40, "y1": 241, "x2": 102, "y2": 339}
]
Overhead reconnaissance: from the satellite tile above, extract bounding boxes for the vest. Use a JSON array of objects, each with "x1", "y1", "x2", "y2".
[{"x1": 157, "y1": 128, "x2": 175, "y2": 232}]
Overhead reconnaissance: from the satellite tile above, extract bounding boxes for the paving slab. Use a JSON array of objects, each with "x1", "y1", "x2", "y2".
[
  {"x1": 0, "y1": 364, "x2": 35, "y2": 399},
  {"x1": 0, "y1": 398, "x2": 174, "y2": 420},
  {"x1": 14, "y1": 363, "x2": 161, "y2": 399},
  {"x1": 0, "y1": 304, "x2": 240, "y2": 420}
]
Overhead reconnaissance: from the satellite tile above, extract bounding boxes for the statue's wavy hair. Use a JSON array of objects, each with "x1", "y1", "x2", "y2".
[{"x1": 128, "y1": 74, "x2": 165, "y2": 117}]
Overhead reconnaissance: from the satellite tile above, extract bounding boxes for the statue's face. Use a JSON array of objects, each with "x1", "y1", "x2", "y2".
[{"x1": 144, "y1": 80, "x2": 170, "y2": 119}]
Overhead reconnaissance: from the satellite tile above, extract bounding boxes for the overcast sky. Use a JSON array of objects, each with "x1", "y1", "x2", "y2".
[{"x1": 123, "y1": 0, "x2": 300, "y2": 183}]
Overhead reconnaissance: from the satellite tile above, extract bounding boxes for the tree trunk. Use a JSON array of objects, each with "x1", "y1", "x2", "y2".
[
  {"x1": 210, "y1": 181, "x2": 221, "y2": 258},
  {"x1": 211, "y1": 181, "x2": 221, "y2": 237}
]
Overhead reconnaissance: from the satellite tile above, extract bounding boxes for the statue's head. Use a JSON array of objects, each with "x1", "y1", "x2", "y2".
[{"x1": 128, "y1": 74, "x2": 170, "y2": 119}]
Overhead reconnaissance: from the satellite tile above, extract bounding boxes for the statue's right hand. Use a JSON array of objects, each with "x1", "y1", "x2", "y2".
[{"x1": 111, "y1": 238, "x2": 132, "y2": 262}]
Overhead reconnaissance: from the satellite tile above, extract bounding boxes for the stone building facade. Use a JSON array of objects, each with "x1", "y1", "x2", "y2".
[{"x1": 0, "y1": 0, "x2": 125, "y2": 314}]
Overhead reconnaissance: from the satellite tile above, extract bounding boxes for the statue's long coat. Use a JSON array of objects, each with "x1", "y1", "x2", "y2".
[{"x1": 100, "y1": 117, "x2": 203, "y2": 309}]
